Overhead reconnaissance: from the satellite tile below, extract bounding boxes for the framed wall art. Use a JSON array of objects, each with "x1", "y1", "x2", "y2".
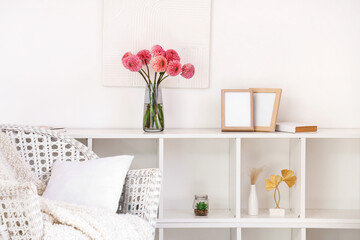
[
  {"x1": 221, "y1": 89, "x2": 254, "y2": 132},
  {"x1": 102, "y1": 0, "x2": 211, "y2": 88},
  {"x1": 251, "y1": 88, "x2": 282, "y2": 132}
]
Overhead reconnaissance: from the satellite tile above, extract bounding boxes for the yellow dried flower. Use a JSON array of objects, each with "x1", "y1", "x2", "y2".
[
  {"x1": 265, "y1": 175, "x2": 282, "y2": 191},
  {"x1": 281, "y1": 169, "x2": 296, "y2": 188}
]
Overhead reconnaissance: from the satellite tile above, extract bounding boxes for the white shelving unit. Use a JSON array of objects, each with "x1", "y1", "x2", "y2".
[{"x1": 68, "y1": 128, "x2": 360, "y2": 240}]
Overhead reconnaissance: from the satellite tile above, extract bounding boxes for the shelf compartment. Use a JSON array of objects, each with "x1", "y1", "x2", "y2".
[
  {"x1": 242, "y1": 228, "x2": 303, "y2": 240},
  {"x1": 163, "y1": 228, "x2": 237, "y2": 240},
  {"x1": 92, "y1": 138, "x2": 159, "y2": 169},
  {"x1": 306, "y1": 139, "x2": 360, "y2": 212},
  {"x1": 162, "y1": 138, "x2": 238, "y2": 217},
  {"x1": 307, "y1": 228, "x2": 360, "y2": 240},
  {"x1": 241, "y1": 138, "x2": 302, "y2": 216}
]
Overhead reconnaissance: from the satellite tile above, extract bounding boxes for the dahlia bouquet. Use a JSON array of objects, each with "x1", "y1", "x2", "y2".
[{"x1": 122, "y1": 45, "x2": 195, "y2": 132}]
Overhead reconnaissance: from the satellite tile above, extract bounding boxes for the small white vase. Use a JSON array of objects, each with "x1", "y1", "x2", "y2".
[{"x1": 248, "y1": 184, "x2": 259, "y2": 216}]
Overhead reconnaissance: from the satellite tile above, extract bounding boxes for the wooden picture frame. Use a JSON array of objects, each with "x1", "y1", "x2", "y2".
[
  {"x1": 221, "y1": 89, "x2": 254, "y2": 132},
  {"x1": 251, "y1": 88, "x2": 282, "y2": 132}
]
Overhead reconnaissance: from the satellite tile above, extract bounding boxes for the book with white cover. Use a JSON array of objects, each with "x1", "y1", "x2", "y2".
[{"x1": 276, "y1": 122, "x2": 317, "y2": 133}]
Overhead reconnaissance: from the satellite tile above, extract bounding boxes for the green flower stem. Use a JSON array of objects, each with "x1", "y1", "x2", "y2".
[
  {"x1": 140, "y1": 69, "x2": 150, "y2": 81},
  {"x1": 143, "y1": 105, "x2": 150, "y2": 128},
  {"x1": 145, "y1": 63, "x2": 150, "y2": 79},
  {"x1": 158, "y1": 104, "x2": 164, "y2": 127},
  {"x1": 158, "y1": 74, "x2": 169, "y2": 85},
  {"x1": 143, "y1": 83, "x2": 163, "y2": 131},
  {"x1": 138, "y1": 71, "x2": 149, "y2": 84}
]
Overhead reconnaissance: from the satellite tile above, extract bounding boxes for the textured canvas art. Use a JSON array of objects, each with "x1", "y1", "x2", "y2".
[{"x1": 103, "y1": 0, "x2": 211, "y2": 88}]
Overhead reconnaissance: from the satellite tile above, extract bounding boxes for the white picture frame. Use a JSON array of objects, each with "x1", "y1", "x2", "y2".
[
  {"x1": 251, "y1": 88, "x2": 282, "y2": 132},
  {"x1": 221, "y1": 89, "x2": 254, "y2": 132}
]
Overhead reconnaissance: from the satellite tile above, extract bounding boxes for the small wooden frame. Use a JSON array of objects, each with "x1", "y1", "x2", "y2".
[
  {"x1": 221, "y1": 89, "x2": 254, "y2": 132},
  {"x1": 251, "y1": 88, "x2": 282, "y2": 132}
]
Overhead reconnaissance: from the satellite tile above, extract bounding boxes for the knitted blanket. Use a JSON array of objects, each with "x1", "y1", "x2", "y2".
[
  {"x1": 40, "y1": 197, "x2": 152, "y2": 240},
  {"x1": 0, "y1": 131, "x2": 152, "y2": 240}
]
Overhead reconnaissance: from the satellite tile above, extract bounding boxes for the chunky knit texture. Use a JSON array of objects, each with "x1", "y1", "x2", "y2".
[{"x1": 0, "y1": 127, "x2": 160, "y2": 240}]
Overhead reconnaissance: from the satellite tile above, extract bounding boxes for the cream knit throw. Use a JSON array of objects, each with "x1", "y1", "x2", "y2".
[
  {"x1": 40, "y1": 198, "x2": 152, "y2": 240},
  {"x1": 0, "y1": 132, "x2": 153, "y2": 240}
]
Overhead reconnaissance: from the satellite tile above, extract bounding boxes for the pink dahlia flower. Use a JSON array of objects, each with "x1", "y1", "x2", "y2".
[
  {"x1": 151, "y1": 56, "x2": 168, "y2": 72},
  {"x1": 137, "y1": 49, "x2": 152, "y2": 65},
  {"x1": 165, "y1": 49, "x2": 180, "y2": 62},
  {"x1": 181, "y1": 63, "x2": 195, "y2": 79},
  {"x1": 166, "y1": 60, "x2": 182, "y2": 76},
  {"x1": 122, "y1": 52, "x2": 133, "y2": 68},
  {"x1": 151, "y1": 45, "x2": 166, "y2": 57},
  {"x1": 124, "y1": 55, "x2": 142, "y2": 72}
]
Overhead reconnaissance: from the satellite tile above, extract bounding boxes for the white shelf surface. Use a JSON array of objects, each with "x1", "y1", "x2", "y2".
[
  {"x1": 241, "y1": 208, "x2": 299, "y2": 219},
  {"x1": 306, "y1": 209, "x2": 360, "y2": 220},
  {"x1": 160, "y1": 209, "x2": 235, "y2": 222},
  {"x1": 66, "y1": 128, "x2": 360, "y2": 139},
  {"x1": 156, "y1": 209, "x2": 360, "y2": 229},
  {"x1": 157, "y1": 209, "x2": 236, "y2": 228}
]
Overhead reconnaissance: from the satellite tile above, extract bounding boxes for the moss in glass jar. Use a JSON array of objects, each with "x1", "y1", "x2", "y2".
[{"x1": 194, "y1": 202, "x2": 208, "y2": 216}]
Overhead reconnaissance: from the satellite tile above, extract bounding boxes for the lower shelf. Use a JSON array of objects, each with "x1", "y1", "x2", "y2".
[
  {"x1": 157, "y1": 209, "x2": 236, "y2": 228},
  {"x1": 156, "y1": 209, "x2": 360, "y2": 229},
  {"x1": 241, "y1": 208, "x2": 299, "y2": 218},
  {"x1": 306, "y1": 209, "x2": 360, "y2": 219}
]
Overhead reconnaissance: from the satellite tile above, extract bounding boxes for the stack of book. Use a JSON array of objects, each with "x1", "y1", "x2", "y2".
[{"x1": 276, "y1": 122, "x2": 317, "y2": 133}]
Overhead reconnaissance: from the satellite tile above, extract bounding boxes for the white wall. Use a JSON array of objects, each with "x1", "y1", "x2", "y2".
[{"x1": 1, "y1": 0, "x2": 359, "y2": 128}]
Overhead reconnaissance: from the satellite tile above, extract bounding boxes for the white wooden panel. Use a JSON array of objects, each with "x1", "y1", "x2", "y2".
[
  {"x1": 306, "y1": 139, "x2": 360, "y2": 210},
  {"x1": 231, "y1": 228, "x2": 241, "y2": 240},
  {"x1": 307, "y1": 229, "x2": 360, "y2": 240},
  {"x1": 291, "y1": 228, "x2": 302, "y2": 240},
  {"x1": 92, "y1": 138, "x2": 158, "y2": 169},
  {"x1": 158, "y1": 138, "x2": 164, "y2": 218},
  {"x1": 242, "y1": 228, "x2": 292, "y2": 240},
  {"x1": 164, "y1": 228, "x2": 230, "y2": 240},
  {"x1": 229, "y1": 138, "x2": 241, "y2": 218},
  {"x1": 289, "y1": 138, "x2": 302, "y2": 218}
]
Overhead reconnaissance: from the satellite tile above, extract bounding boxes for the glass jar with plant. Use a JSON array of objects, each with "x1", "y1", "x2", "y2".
[{"x1": 193, "y1": 194, "x2": 209, "y2": 216}]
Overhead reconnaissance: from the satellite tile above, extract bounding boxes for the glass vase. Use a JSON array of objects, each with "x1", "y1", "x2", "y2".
[{"x1": 143, "y1": 83, "x2": 164, "y2": 132}]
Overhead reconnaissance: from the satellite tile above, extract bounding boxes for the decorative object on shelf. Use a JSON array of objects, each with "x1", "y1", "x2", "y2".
[
  {"x1": 265, "y1": 169, "x2": 296, "y2": 216},
  {"x1": 102, "y1": 0, "x2": 210, "y2": 88},
  {"x1": 276, "y1": 122, "x2": 318, "y2": 133},
  {"x1": 251, "y1": 88, "x2": 282, "y2": 132},
  {"x1": 248, "y1": 167, "x2": 264, "y2": 216},
  {"x1": 122, "y1": 45, "x2": 195, "y2": 132},
  {"x1": 221, "y1": 89, "x2": 254, "y2": 132},
  {"x1": 193, "y1": 194, "x2": 209, "y2": 216}
]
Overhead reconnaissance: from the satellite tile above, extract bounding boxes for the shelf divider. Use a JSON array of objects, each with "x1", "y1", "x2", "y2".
[
  {"x1": 158, "y1": 138, "x2": 164, "y2": 219},
  {"x1": 300, "y1": 138, "x2": 306, "y2": 218},
  {"x1": 236, "y1": 138, "x2": 241, "y2": 219}
]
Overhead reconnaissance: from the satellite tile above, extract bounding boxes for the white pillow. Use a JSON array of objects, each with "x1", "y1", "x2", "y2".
[{"x1": 42, "y1": 155, "x2": 133, "y2": 212}]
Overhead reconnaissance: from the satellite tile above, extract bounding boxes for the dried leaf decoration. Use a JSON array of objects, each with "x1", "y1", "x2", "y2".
[
  {"x1": 281, "y1": 169, "x2": 296, "y2": 188},
  {"x1": 265, "y1": 175, "x2": 282, "y2": 191},
  {"x1": 265, "y1": 169, "x2": 297, "y2": 208}
]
